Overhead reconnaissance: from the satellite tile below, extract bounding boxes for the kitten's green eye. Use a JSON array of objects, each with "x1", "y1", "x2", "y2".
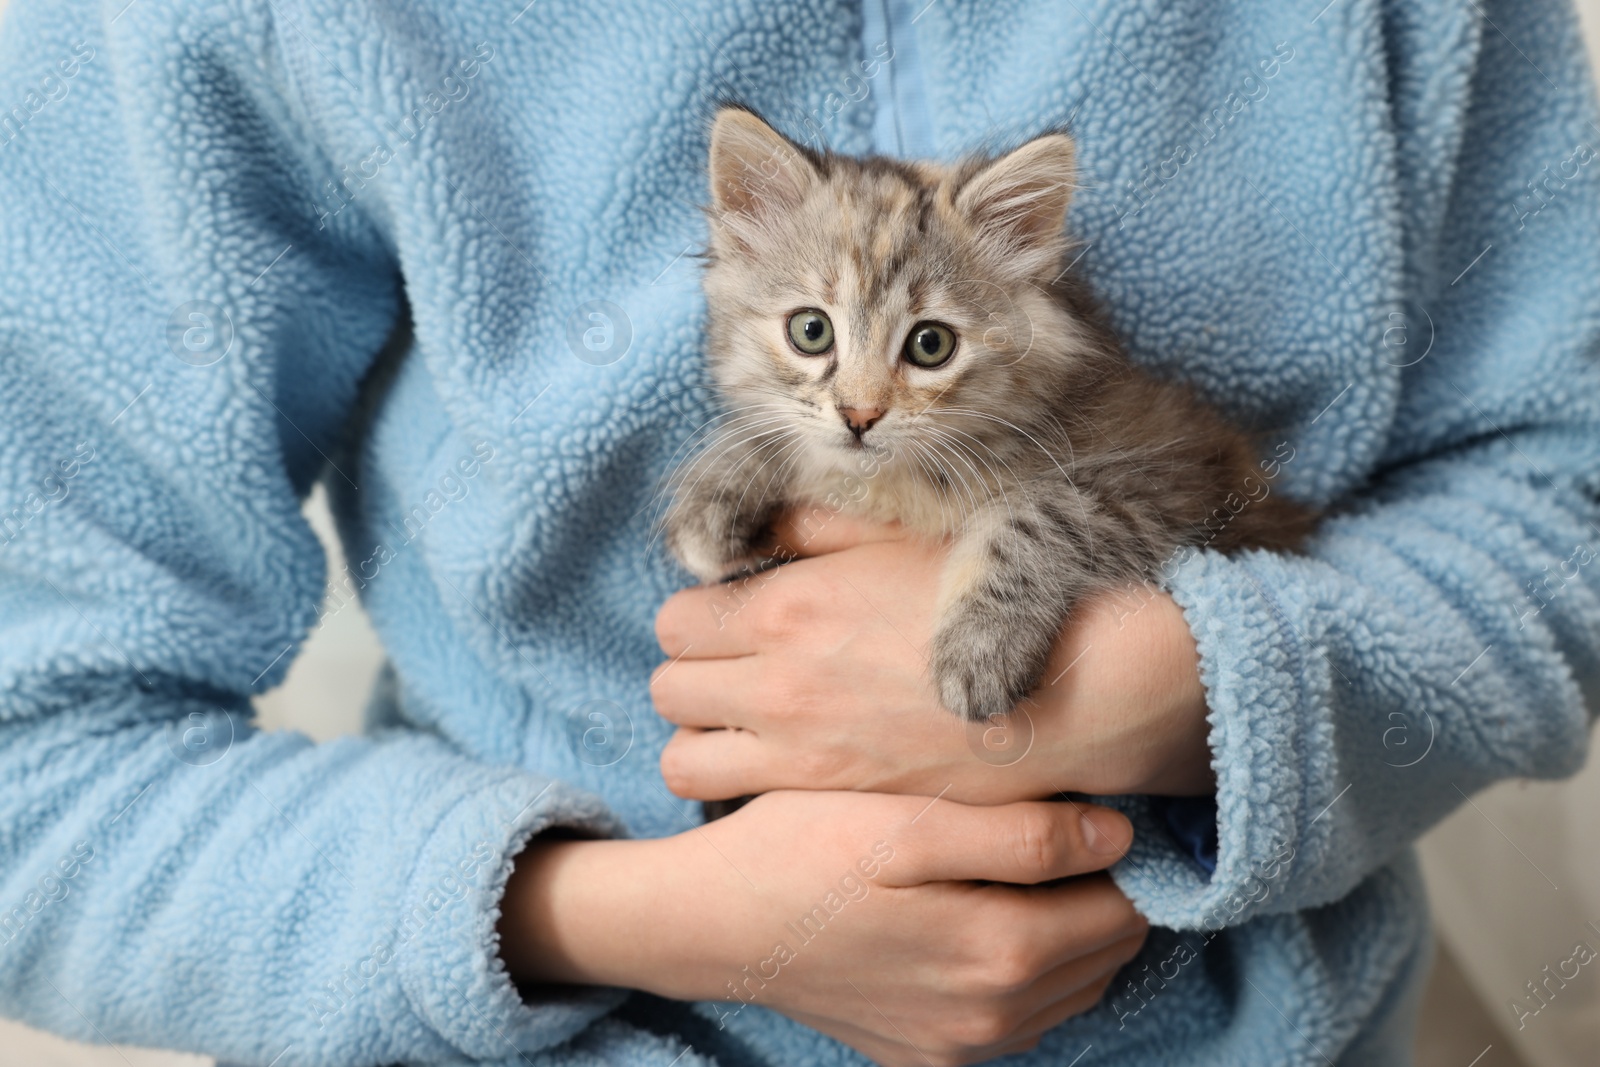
[
  {"x1": 787, "y1": 310, "x2": 835, "y2": 355},
  {"x1": 903, "y1": 322, "x2": 957, "y2": 368}
]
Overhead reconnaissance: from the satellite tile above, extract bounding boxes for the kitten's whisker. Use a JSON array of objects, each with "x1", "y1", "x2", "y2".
[
  {"x1": 918, "y1": 422, "x2": 1019, "y2": 503},
  {"x1": 643, "y1": 415, "x2": 800, "y2": 534},
  {"x1": 661, "y1": 429, "x2": 805, "y2": 562},
  {"x1": 915, "y1": 428, "x2": 995, "y2": 523},
  {"x1": 644, "y1": 417, "x2": 798, "y2": 559},
  {"x1": 927, "y1": 442, "x2": 981, "y2": 532},
  {"x1": 726, "y1": 433, "x2": 806, "y2": 531},
  {"x1": 678, "y1": 397, "x2": 794, "y2": 429},
  {"x1": 670, "y1": 403, "x2": 795, "y2": 457},
  {"x1": 904, "y1": 440, "x2": 962, "y2": 532},
  {"x1": 932, "y1": 410, "x2": 1100, "y2": 553},
  {"x1": 935, "y1": 438, "x2": 1007, "y2": 529},
  {"x1": 917, "y1": 423, "x2": 1019, "y2": 522},
  {"x1": 903, "y1": 440, "x2": 964, "y2": 532},
  {"x1": 924, "y1": 407, "x2": 1081, "y2": 494},
  {"x1": 644, "y1": 438, "x2": 789, "y2": 564},
  {"x1": 650, "y1": 402, "x2": 796, "y2": 492},
  {"x1": 666, "y1": 424, "x2": 791, "y2": 512},
  {"x1": 936, "y1": 429, "x2": 1038, "y2": 531},
  {"x1": 660, "y1": 408, "x2": 798, "y2": 484},
  {"x1": 913, "y1": 436, "x2": 983, "y2": 530}
]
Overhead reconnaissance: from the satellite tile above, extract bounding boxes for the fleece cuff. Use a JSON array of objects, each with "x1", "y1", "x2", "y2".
[
  {"x1": 1107, "y1": 548, "x2": 1309, "y2": 931},
  {"x1": 394, "y1": 770, "x2": 629, "y2": 1059}
]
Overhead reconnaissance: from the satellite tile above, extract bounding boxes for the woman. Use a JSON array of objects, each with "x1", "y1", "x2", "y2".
[{"x1": 0, "y1": 1, "x2": 1596, "y2": 1065}]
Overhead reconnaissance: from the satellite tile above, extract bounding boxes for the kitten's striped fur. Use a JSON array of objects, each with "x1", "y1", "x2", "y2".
[{"x1": 664, "y1": 106, "x2": 1315, "y2": 724}]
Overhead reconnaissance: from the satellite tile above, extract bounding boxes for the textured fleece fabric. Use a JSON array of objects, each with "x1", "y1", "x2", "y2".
[{"x1": 1, "y1": 0, "x2": 1598, "y2": 1065}]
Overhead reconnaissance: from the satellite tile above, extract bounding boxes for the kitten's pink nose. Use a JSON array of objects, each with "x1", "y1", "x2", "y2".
[{"x1": 839, "y1": 406, "x2": 885, "y2": 437}]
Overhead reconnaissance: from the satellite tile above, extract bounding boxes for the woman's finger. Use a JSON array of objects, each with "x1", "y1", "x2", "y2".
[
  {"x1": 886, "y1": 800, "x2": 1135, "y2": 886},
  {"x1": 958, "y1": 937, "x2": 1143, "y2": 1061},
  {"x1": 1008, "y1": 931, "x2": 1147, "y2": 1031},
  {"x1": 989, "y1": 970, "x2": 1122, "y2": 1056},
  {"x1": 654, "y1": 582, "x2": 769, "y2": 658},
  {"x1": 1018, "y1": 877, "x2": 1149, "y2": 976},
  {"x1": 782, "y1": 935, "x2": 1141, "y2": 1063},
  {"x1": 650, "y1": 657, "x2": 764, "y2": 728},
  {"x1": 659, "y1": 727, "x2": 773, "y2": 800},
  {"x1": 766, "y1": 506, "x2": 905, "y2": 559}
]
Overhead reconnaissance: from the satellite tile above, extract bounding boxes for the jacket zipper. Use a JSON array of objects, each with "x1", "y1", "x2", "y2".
[{"x1": 863, "y1": 0, "x2": 937, "y2": 158}]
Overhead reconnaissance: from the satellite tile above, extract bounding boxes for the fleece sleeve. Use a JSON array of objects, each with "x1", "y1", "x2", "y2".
[
  {"x1": 1113, "y1": 0, "x2": 1600, "y2": 928},
  {"x1": 0, "y1": 1, "x2": 630, "y2": 1063}
]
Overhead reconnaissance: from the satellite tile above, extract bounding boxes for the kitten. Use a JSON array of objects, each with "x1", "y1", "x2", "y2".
[{"x1": 664, "y1": 105, "x2": 1314, "y2": 729}]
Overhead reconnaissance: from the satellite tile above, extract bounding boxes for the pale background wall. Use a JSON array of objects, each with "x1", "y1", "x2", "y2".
[{"x1": 3, "y1": 2, "x2": 1600, "y2": 1065}]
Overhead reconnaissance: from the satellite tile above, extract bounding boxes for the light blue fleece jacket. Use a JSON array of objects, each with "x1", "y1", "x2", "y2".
[{"x1": 1, "y1": 0, "x2": 1599, "y2": 1064}]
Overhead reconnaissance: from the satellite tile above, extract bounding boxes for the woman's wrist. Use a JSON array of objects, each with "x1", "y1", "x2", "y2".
[
  {"x1": 498, "y1": 835, "x2": 691, "y2": 995},
  {"x1": 1030, "y1": 587, "x2": 1216, "y2": 798},
  {"x1": 1128, "y1": 592, "x2": 1215, "y2": 795}
]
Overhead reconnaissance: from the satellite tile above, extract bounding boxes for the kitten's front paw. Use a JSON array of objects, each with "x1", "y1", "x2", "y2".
[
  {"x1": 663, "y1": 511, "x2": 762, "y2": 584},
  {"x1": 930, "y1": 608, "x2": 1056, "y2": 723}
]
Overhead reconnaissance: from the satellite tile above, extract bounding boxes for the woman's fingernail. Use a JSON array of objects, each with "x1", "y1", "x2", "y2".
[{"x1": 1081, "y1": 810, "x2": 1133, "y2": 855}]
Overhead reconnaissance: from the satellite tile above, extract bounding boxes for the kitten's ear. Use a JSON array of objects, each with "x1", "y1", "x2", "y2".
[
  {"x1": 954, "y1": 133, "x2": 1077, "y2": 250},
  {"x1": 708, "y1": 107, "x2": 819, "y2": 223}
]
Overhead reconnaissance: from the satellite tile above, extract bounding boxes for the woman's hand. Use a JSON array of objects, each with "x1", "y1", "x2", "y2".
[
  {"x1": 499, "y1": 790, "x2": 1148, "y2": 1067},
  {"x1": 651, "y1": 511, "x2": 1215, "y2": 807}
]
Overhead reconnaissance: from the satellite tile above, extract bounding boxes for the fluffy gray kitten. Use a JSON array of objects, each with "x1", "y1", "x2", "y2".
[{"x1": 664, "y1": 106, "x2": 1314, "y2": 728}]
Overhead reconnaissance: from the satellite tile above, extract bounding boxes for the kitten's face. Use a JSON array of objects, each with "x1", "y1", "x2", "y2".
[{"x1": 700, "y1": 107, "x2": 1097, "y2": 478}]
